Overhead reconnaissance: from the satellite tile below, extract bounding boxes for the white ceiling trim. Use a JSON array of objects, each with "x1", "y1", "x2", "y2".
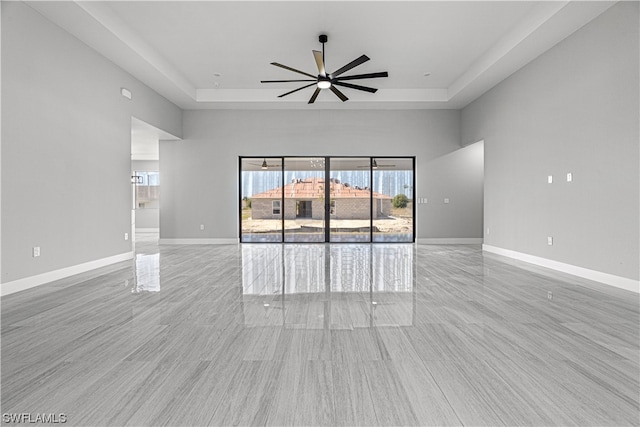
[
  {"x1": 447, "y1": 0, "x2": 617, "y2": 108},
  {"x1": 447, "y1": 1, "x2": 569, "y2": 103},
  {"x1": 29, "y1": 1, "x2": 617, "y2": 110},
  {"x1": 76, "y1": 1, "x2": 197, "y2": 100},
  {"x1": 196, "y1": 88, "x2": 449, "y2": 102}
]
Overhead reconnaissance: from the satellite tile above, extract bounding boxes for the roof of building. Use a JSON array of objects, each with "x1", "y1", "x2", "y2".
[{"x1": 252, "y1": 177, "x2": 392, "y2": 199}]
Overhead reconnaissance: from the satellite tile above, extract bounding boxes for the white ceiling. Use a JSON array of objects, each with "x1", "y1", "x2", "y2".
[{"x1": 30, "y1": 1, "x2": 616, "y2": 110}]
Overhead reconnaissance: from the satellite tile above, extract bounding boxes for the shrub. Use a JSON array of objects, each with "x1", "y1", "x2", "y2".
[{"x1": 393, "y1": 194, "x2": 408, "y2": 208}]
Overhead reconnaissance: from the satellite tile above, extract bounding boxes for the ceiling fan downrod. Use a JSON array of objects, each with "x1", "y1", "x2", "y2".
[{"x1": 319, "y1": 34, "x2": 327, "y2": 67}]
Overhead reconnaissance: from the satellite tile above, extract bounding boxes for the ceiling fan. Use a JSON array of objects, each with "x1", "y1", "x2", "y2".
[
  {"x1": 261, "y1": 34, "x2": 388, "y2": 104},
  {"x1": 358, "y1": 159, "x2": 396, "y2": 169},
  {"x1": 248, "y1": 159, "x2": 281, "y2": 169}
]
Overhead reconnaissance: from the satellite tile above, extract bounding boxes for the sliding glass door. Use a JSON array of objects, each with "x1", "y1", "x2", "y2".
[
  {"x1": 240, "y1": 157, "x2": 283, "y2": 242},
  {"x1": 372, "y1": 158, "x2": 415, "y2": 242},
  {"x1": 239, "y1": 156, "x2": 414, "y2": 243},
  {"x1": 284, "y1": 157, "x2": 326, "y2": 243},
  {"x1": 329, "y1": 158, "x2": 371, "y2": 242}
]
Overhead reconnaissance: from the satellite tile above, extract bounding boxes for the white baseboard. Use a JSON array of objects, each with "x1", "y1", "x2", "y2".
[
  {"x1": 483, "y1": 244, "x2": 639, "y2": 294},
  {"x1": 135, "y1": 228, "x2": 159, "y2": 232},
  {"x1": 1, "y1": 252, "x2": 134, "y2": 297},
  {"x1": 418, "y1": 238, "x2": 483, "y2": 245},
  {"x1": 159, "y1": 238, "x2": 238, "y2": 245}
]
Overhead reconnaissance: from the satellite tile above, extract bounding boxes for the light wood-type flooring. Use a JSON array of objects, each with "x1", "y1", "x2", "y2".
[{"x1": 2, "y1": 232, "x2": 639, "y2": 426}]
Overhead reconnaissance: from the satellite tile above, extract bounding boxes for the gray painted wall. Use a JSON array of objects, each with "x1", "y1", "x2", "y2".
[
  {"x1": 1, "y1": 2, "x2": 181, "y2": 283},
  {"x1": 161, "y1": 109, "x2": 484, "y2": 241},
  {"x1": 461, "y1": 2, "x2": 639, "y2": 280},
  {"x1": 134, "y1": 210, "x2": 159, "y2": 230},
  {"x1": 424, "y1": 141, "x2": 484, "y2": 239}
]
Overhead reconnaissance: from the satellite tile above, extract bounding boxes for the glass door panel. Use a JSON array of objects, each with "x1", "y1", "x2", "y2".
[
  {"x1": 372, "y1": 158, "x2": 414, "y2": 242},
  {"x1": 240, "y1": 157, "x2": 283, "y2": 242},
  {"x1": 283, "y1": 157, "x2": 326, "y2": 242},
  {"x1": 240, "y1": 156, "x2": 415, "y2": 243},
  {"x1": 329, "y1": 157, "x2": 371, "y2": 242}
]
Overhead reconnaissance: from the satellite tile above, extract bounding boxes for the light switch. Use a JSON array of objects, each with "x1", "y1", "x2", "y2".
[
  {"x1": 547, "y1": 236, "x2": 553, "y2": 246},
  {"x1": 444, "y1": 198, "x2": 450, "y2": 204},
  {"x1": 547, "y1": 175, "x2": 553, "y2": 184}
]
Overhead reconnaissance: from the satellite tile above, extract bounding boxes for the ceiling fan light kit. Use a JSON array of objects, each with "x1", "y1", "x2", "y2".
[
  {"x1": 261, "y1": 34, "x2": 388, "y2": 104},
  {"x1": 317, "y1": 77, "x2": 331, "y2": 89}
]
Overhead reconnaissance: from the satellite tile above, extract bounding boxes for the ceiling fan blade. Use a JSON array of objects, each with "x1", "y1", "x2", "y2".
[
  {"x1": 312, "y1": 50, "x2": 325, "y2": 76},
  {"x1": 308, "y1": 87, "x2": 321, "y2": 104},
  {"x1": 331, "y1": 55, "x2": 370, "y2": 78},
  {"x1": 330, "y1": 86, "x2": 349, "y2": 102},
  {"x1": 261, "y1": 79, "x2": 316, "y2": 83},
  {"x1": 333, "y1": 81, "x2": 378, "y2": 93},
  {"x1": 270, "y1": 62, "x2": 316, "y2": 79},
  {"x1": 278, "y1": 82, "x2": 317, "y2": 98},
  {"x1": 336, "y1": 71, "x2": 389, "y2": 81}
]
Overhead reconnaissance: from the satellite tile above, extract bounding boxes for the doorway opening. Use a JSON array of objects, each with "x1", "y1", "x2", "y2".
[
  {"x1": 239, "y1": 156, "x2": 415, "y2": 243},
  {"x1": 296, "y1": 201, "x2": 313, "y2": 218},
  {"x1": 130, "y1": 117, "x2": 180, "y2": 244}
]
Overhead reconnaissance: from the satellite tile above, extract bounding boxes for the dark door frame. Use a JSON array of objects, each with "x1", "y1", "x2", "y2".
[{"x1": 296, "y1": 200, "x2": 312, "y2": 218}]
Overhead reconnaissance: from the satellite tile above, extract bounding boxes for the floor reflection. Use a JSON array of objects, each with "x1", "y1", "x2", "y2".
[
  {"x1": 241, "y1": 244, "x2": 415, "y2": 327},
  {"x1": 129, "y1": 231, "x2": 161, "y2": 293},
  {"x1": 131, "y1": 253, "x2": 160, "y2": 293}
]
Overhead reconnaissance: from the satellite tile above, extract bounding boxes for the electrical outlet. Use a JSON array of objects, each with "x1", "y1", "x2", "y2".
[
  {"x1": 566, "y1": 172, "x2": 573, "y2": 182},
  {"x1": 548, "y1": 291, "x2": 553, "y2": 300},
  {"x1": 200, "y1": 224, "x2": 205, "y2": 230},
  {"x1": 124, "y1": 232, "x2": 129, "y2": 241},
  {"x1": 444, "y1": 198, "x2": 450, "y2": 204},
  {"x1": 33, "y1": 246, "x2": 40, "y2": 257},
  {"x1": 547, "y1": 236, "x2": 553, "y2": 246}
]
